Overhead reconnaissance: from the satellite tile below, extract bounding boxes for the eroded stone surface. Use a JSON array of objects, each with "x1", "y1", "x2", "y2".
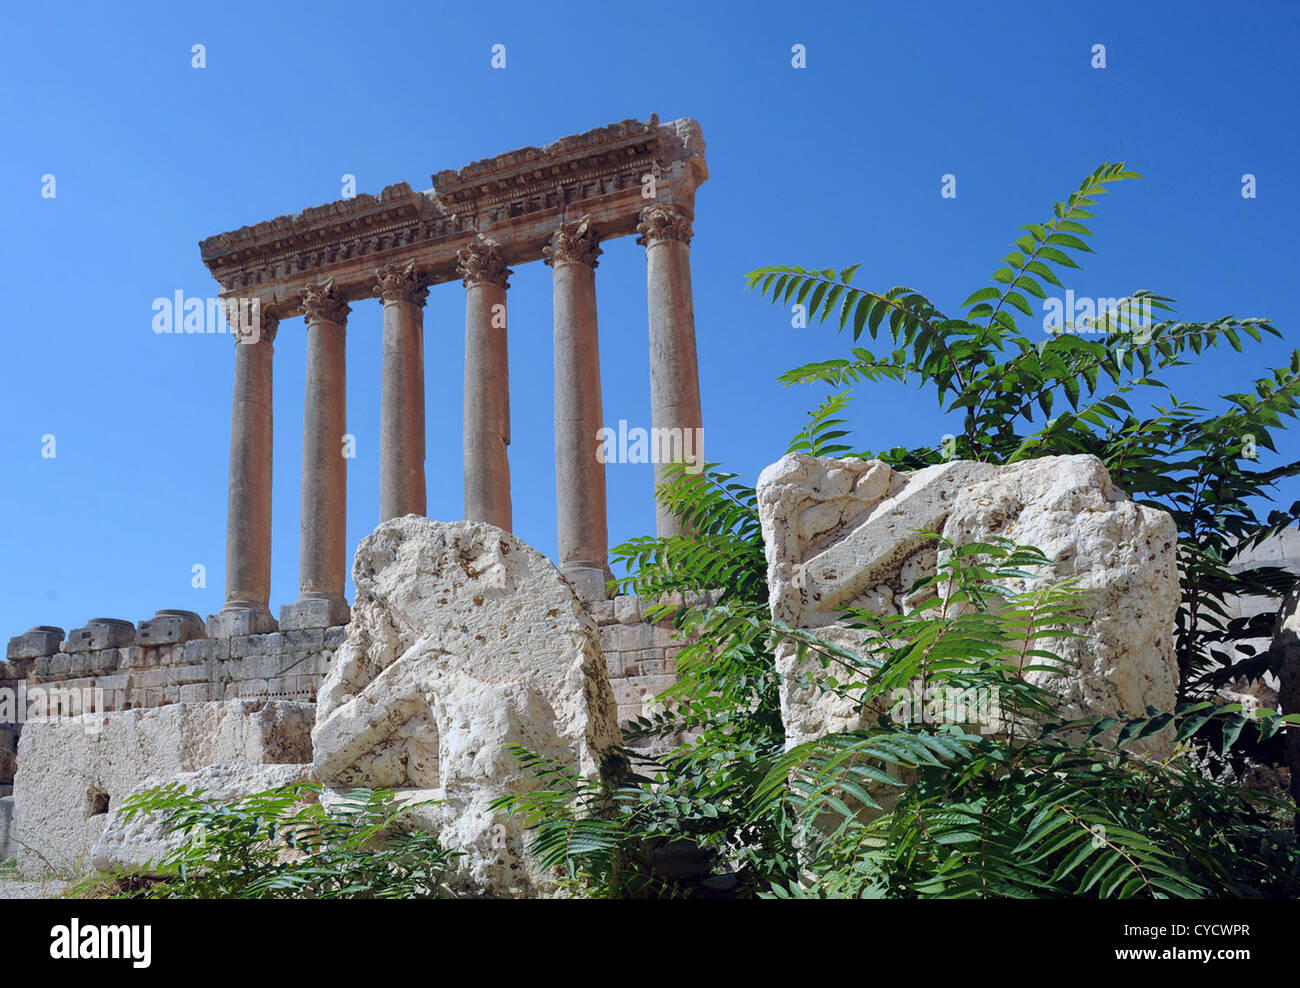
[
  {"x1": 6, "y1": 627, "x2": 63, "y2": 661},
  {"x1": 313, "y1": 516, "x2": 620, "y2": 897},
  {"x1": 66, "y1": 619, "x2": 135, "y2": 653},
  {"x1": 137, "y1": 610, "x2": 207, "y2": 646},
  {"x1": 91, "y1": 762, "x2": 315, "y2": 874},
  {"x1": 757, "y1": 453, "x2": 1180, "y2": 748},
  {"x1": 12, "y1": 700, "x2": 313, "y2": 874}
]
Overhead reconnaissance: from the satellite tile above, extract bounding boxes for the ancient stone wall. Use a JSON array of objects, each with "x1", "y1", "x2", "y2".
[{"x1": 0, "y1": 596, "x2": 692, "y2": 788}]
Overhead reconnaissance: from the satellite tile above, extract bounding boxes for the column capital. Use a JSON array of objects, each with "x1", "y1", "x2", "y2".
[
  {"x1": 300, "y1": 278, "x2": 351, "y2": 325},
  {"x1": 543, "y1": 215, "x2": 602, "y2": 269},
  {"x1": 227, "y1": 300, "x2": 279, "y2": 345},
  {"x1": 456, "y1": 236, "x2": 512, "y2": 290},
  {"x1": 636, "y1": 203, "x2": 694, "y2": 247},
  {"x1": 374, "y1": 260, "x2": 429, "y2": 306}
]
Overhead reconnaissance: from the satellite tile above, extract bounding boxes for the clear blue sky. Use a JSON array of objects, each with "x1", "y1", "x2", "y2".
[{"x1": 1, "y1": 0, "x2": 1296, "y2": 639}]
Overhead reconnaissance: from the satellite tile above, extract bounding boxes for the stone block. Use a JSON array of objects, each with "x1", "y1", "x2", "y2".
[
  {"x1": 603, "y1": 650, "x2": 626, "y2": 676},
  {"x1": 587, "y1": 599, "x2": 616, "y2": 625},
  {"x1": 279, "y1": 597, "x2": 350, "y2": 631},
  {"x1": 11, "y1": 699, "x2": 315, "y2": 874},
  {"x1": 65, "y1": 619, "x2": 135, "y2": 654},
  {"x1": 183, "y1": 637, "x2": 230, "y2": 664},
  {"x1": 206, "y1": 606, "x2": 278, "y2": 638},
  {"x1": 91, "y1": 763, "x2": 315, "y2": 875},
  {"x1": 137, "y1": 609, "x2": 208, "y2": 646},
  {"x1": 6, "y1": 626, "x2": 64, "y2": 661},
  {"x1": 614, "y1": 595, "x2": 640, "y2": 624},
  {"x1": 283, "y1": 628, "x2": 326, "y2": 653},
  {"x1": 168, "y1": 664, "x2": 215, "y2": 686}
]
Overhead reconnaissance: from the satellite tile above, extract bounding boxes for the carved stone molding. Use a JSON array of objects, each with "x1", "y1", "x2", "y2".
[
  {"x1": 456, "y1": 237, "x2": 512, "y2": 289},
  {"x1": 636, "y1": 204, "x2": 693, "y2": 247},
  {"x1": 375, "y1": 260, "x2": 429, "y2": 306},
  {"x1": 300, "y1": 279, "x2": 351, "y2": 326},
  {"x1": 542, "y1": 215, "x2": 602, "y2": 269},
  {"x1": 198, "y1": 117, "x2": 708, "y2": 307}
]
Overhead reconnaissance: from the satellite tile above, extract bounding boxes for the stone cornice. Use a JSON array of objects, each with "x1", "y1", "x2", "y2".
[
  {"x1": 543, "y1": 215, "x2": 602, "y2": 269},
  {"x1": 198, "y1": 115, "x2": 707, "y2": 319}
]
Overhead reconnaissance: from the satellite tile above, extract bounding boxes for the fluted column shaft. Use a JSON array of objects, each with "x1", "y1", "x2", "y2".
[
  {"x1": 282, "y1": 280, "x2": 351, "y2": 630},
  {"x1": 458, "y1": 238, "x2": 513, "y2": 532},
  {"x1": 545, "y1": 216, "x2": 612, "y2": 601},
  {"x1": 214, "y1": 306, "x2": 278, "y2": 636},
  {"x1": 638, "y1": 204, "x2": 704, "y2": 538},
  {"x1": 376, "y1": 262, "x2": 428, "y2": 522}
]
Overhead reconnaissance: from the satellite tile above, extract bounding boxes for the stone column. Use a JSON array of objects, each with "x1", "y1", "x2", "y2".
[
  {"x1": 457, "y1": 237, "x2": 513, "y2": 532},
  {"x1": 281, "y1": 279, "x2": 351, "y2": 630},
  {"x1": 637, "y1": 203, "x2": 705, "y2": 538},
  {"x1": 544, "y1": 216, "x2": 613, "y2": 601},
  {"x1": 211, "y1": 304, "x2": 279, "y2": 637},
  {"x1": 376, "y1": 261, "x2": 428, "y2": 522}
]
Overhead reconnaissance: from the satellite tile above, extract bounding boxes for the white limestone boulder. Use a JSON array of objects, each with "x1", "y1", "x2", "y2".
[
  {"x1": 757, "y1": 453, "x2": 1180, "y2": 748},
  {"x1": 312, "y1": 517, "x2": 621, "y2": 897},
  {"x1": 12, "y1": 699, "x2": 313, "y2": 874}
]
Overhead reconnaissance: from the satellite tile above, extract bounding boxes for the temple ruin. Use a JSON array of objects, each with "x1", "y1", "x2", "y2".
[
  {"x1": 0, "y1": 117, "x2": 712, "y2": 836},
  {"x1": 201, "y1": 113, "x2": 708, "y2": 631}
]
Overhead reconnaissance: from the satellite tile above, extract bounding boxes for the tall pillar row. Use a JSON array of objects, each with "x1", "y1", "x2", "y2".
[
  {"x1": 213, "y1": 204, "x2": 705, "y2": 635},
  {"x1": 546, "y1": 216, "x2": 613, "y2": 601},
  {"x1": 458, "y1": 237, "x2": 514, "y2": 533},
  {"x1": 281, "y1": 279, "x2": 352, "y2": 630},
  {"x1": 638, "y1": 203, "x2": 704, "y2": 540}
]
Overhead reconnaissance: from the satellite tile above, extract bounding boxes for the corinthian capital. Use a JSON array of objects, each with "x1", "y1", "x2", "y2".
[
  {"x1": 227, "y1": 299, "x2": 279, "y2": 345},
  {"x1": 374, "y1": 260, "x2": 429, "y2": 306},
  {"x1": 636, "y1": 204, "x2": 694, "y2": 247},
  {"x1": 542, "y1": 215, "x2": 602, "y2": 269},
  {"x1": 299, "y1": 279, "x2": 351, "y2": 325},
  {"x1": 456, "y1": 237, "x2": 512, "y2": 289}
]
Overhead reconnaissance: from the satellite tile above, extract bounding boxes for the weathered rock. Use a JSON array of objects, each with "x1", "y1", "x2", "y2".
[
  {"x1": 313, "y1": 516, "x2": 620, "y2": 897},
  {"x1": 757, "y1": 453, "x2": 1180, "y2": 748},
  {"x1": 136, "y1": 609, "x2": 208, "y2": 646},
  {"x1": 12, "y1": 699, "x2": 314, "y2": 874},
  {"x1": 66, "y1": 619, "x2": 135, "y2": 653},
  {"x1": 91, "y1": 762, "x2": 315, "y2": 874},
  {"x1": 6, "y1": 627, "x2": 64, "y2": 661}
]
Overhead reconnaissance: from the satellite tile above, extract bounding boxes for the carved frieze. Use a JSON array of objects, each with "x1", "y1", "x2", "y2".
[{"x1": 199, "y1": 116, "x2": 707, "y2": 306}]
